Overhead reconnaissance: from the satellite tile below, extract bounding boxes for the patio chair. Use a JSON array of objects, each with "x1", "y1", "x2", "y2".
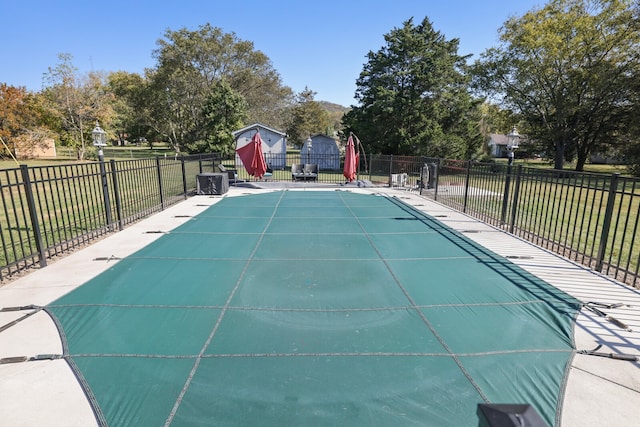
[
  {"x1": 218, "y1": 164, "x2": 238, "y2": 181},
  {"x1": 291, "y1": 164, "x2": 305, "y2": 181},
  {"x1": 303, "y1": 164, "x2": 318, "y2": 182},
  {"x1": 391, "y1": 173, "x2": 408, "y2": 188}
]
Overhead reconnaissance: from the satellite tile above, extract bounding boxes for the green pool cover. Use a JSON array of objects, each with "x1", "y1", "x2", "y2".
[{"x1": 47, "y1": 190, "x2": 579, "y2": 426}]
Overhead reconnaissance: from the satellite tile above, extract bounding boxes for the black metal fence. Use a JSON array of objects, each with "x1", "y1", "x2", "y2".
[
  {"x1": 414, "y1": 158, "x2": 640, "y2": 289},
  {"x1": 2, "y1": 153, "x2": 639, "y2": 289},
  {"x1": 0, "y1": 154, "x2": 218, "y2": 280}
]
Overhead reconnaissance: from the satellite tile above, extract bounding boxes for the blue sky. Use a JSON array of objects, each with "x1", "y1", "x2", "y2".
[{"x1": 2, "y1": 0, "x2": 543, "y2": 107}]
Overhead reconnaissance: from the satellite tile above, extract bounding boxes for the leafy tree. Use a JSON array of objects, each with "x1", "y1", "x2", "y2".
[
  {"x1": 42, "y1": 53, "x2": 115, "y2": 160},
  {"x1": 472, "y1": 0, "x2": 640, "y2": 170},
  {"x1": 0, "y1": 84, "x2": 44, "y2": 156},
  {"x1": 147, "y1": 24, "x2": 293, "y2": 153},
  {"x1": 621, "y1": 79, "x2": 640, "y2": 175},
  {"x1": 187, "y1": 79, "x2": 247, "y2": 154},
  {"x1": 285, "y1": 87, "x2": 331, "y2": 146},
  {"x1": 107, "y1": 71, "x2": 150, "y2": 146},
  {"x1": 342, "y1": 17, "x2": 480, "y2": 157}
]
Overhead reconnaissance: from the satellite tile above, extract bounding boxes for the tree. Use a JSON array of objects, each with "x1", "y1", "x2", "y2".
[
  {"x1": 187, "y1": 79, "x2": 247, "y2": 154},
  {"x1": 107, "y1": 71, "x2": 150, "y2": 146},
  {"x1": 285, "y1": 87, "x2": 331, "y2": 146},
  {"x1": 620, "y1": 74, "x2": 640, "y2": 175},
  {"x1": 146, "y1": 24, "x2": 293, "y2": 153},
  {"x1": 342, "y1": 17, "x2": 480, "y2": 157},
  {"x1": 0, "y1": 84, "x2": 39, "y2": 156},
  {"x1": 42, "y1": 53, "x2": 115, "y2": 160},
  {"x1": 472, "y1": 0, "x2": 640, "y2": 170}
]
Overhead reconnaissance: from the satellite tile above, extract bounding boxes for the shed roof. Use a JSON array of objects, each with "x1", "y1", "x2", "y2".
[{"x1": 232, "y1": 123, "x2": 286, "y2": 137}]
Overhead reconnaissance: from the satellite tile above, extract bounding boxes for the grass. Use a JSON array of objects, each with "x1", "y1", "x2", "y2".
[
  {"x1": 518, "y1": 158, "x2": 630, "y2": 175},
  {"x1": 0, "y1": 143, "x2": 176, "y2": 169}
]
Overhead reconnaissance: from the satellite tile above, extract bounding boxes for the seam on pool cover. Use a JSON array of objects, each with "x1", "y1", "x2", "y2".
[
  {"x1": 556, "y1": 307, "x2": 581, "y2": 426},
  {"x1": 43, "y1": 306, "x2": 108, "y2": 427},
  {"x1": 61, "y1": 348, "x2": 573, "y2": 360},
  {"x1": 45, "y1": 299, "x2": 549, "y2": 311},
  {"x1": 164, "y1": 190, "x2": 287, "y2": 426},
  {"x1": 392, "y1": 194, "x2": 581, "y2": 426},
  {"x1": 342, "y1": 192, "x2": 493, "y2": 404}
]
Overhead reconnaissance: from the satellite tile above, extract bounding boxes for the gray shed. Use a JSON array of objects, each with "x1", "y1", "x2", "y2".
[
  {"x1": 233, "y1": 123, "x2": 287, "y2": 169},
  {"x1": 300, "y1": 134, "x2": 341, "y2": 170}
]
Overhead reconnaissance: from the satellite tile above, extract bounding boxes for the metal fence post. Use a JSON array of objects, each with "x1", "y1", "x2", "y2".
[
  {"x1": 418, "y1": 156, "x2": 425, "y2": 196},
  {"x1": 463, "y1": 161, "x2": 471, "y2": 213},
  {"x1": 156, "y1": 157, "x2": 165, "y2": 210},
  {"x1": 596, "y1": 173, "x2": 620, "y2": 272},
  {"x1": 181, "y1": 156, "x2": 188, "y2": 199},
  {"x1": 98, "y1": 157, "x2": 113, "y2": 227},
  {"x1": 433, "y1": 159, "x2": 440, "y2": 201},
  {"x1": 20, "y1": 165, "x2": 46, "y2": 268},
  {"x1": 500, "y1": 164, "x2": 513, "y2": 225},
  {"x1": 109, "y1": 160, "x2": 124, "y2": 231},
  {"x1": 509, "y1": 165, "x2": 523, "y2": 234}
]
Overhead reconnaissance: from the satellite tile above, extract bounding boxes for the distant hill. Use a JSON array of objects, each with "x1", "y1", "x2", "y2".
[
  {"x1": 319, "y1": 101, "x2": 351, "y2": 114},
  {"x1": 318, "y1": 101, "x2": 350, "y2": 135}
]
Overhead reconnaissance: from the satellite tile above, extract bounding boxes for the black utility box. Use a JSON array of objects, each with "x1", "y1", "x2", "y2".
[
  {"x1": 196, "y1": 173, "x2": 229, "y2": 195},
  {"x1": 477, "y1": 404, "x2": 547, "y2": 427}
]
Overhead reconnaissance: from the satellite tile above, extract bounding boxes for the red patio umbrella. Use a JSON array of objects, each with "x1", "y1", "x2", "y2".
[
  {"x1": 236, "y1": 130, "x2": 268, "y2": 179},
  {"x1": 343, "y1": 134, "x2": 357, "y2": 182}
]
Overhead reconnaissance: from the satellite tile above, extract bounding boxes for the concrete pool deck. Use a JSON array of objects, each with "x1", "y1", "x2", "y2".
[{"x1": 1, "y1": 186, "x2": 638, "y2": 426}]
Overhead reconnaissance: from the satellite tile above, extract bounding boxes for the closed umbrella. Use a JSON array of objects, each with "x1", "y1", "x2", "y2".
[
  {"x1": 236, "y1": 130, "x2": 268, "y2": 179},
  {"x1": 343, "y1": 134, "x2": 357, "y2": 182}
]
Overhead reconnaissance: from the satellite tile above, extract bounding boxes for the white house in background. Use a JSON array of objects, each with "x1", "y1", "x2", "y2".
[
  {"x1": 300, "y1": 134, "x2": 341, "y2": 170},
  {"x1": 488, "y1": 132, "x2": 530, "y2": 158},
  {"x1": 233, "y1": 123, "x2": 287, "y2": 169},
  {"x1": 488, "y1": 133, "x2": 521, "y2": 158}
]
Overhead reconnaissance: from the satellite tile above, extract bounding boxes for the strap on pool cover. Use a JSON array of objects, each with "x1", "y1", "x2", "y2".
[
  {"x1": 578, "y1": 345, "x2": 638, "y2": 362},
  {"x1": 0, "y1": 354, "x2": 63, "y2": 364},
  {"x1": 583, "y1": 302, "x2": 632, "y2": 331},
  {"x1": 0, "y1": 305, "x2": 42, "y2": 333}
]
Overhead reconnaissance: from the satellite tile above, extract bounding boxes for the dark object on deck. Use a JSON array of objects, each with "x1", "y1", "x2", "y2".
[
  {"x1": 196, "y1": 173, "x2": 229, "y2": 195},
  {"x1": 477, "y1": 404, "x2": 548, "y2": 427}
]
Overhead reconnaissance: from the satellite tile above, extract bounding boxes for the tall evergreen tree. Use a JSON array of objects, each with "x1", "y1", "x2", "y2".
[
  {"x1": 343, "y1": 17, "x2": 480, "y2": 157},
  {"x1": 187, "y1": 79, "x2": 247, "y2": 154}
]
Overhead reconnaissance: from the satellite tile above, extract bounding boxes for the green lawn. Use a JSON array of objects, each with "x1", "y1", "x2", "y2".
[{"x1": 1, "y1": 144, "x2": 176, "y2": 170}]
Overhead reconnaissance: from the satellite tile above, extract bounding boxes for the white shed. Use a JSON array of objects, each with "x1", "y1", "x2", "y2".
[
  {"x1": 488, "y1": 132, "x2": 528, "y2": 158},
  {"x1": 487, "y1": 133, "x2": 509, "y2": 157},
  {"x1": 233, "y1": 123, "x2": 287, "y2": 169},
  {"x1": 300, "y1": 134, "x2": 341, "y2": 170}
]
